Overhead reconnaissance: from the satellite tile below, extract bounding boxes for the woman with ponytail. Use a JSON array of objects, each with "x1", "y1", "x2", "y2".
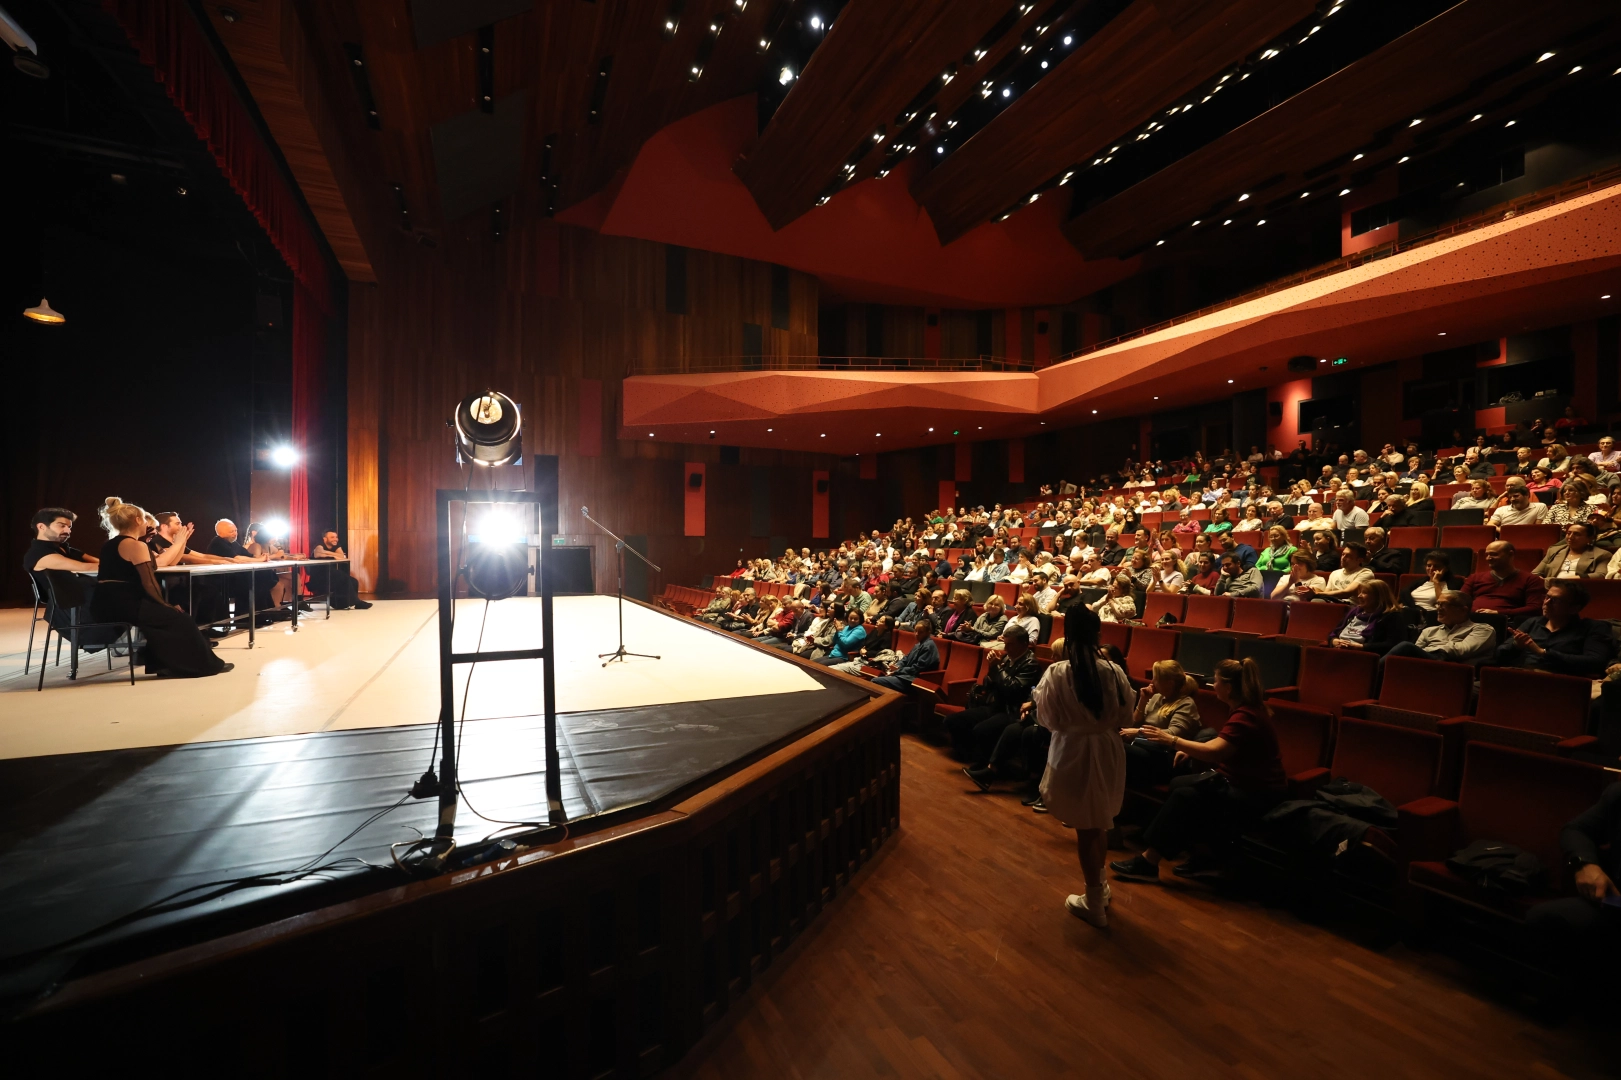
[
  {"x1": 1031, "y1": 605, "x2": 1131, "y2": 928},
  {"x1": 91, "y1": 497, "x2": 230, "y2": 678},
  {"x1": 1110, "y1": 657, "x2": 1285, "y2": 883}
]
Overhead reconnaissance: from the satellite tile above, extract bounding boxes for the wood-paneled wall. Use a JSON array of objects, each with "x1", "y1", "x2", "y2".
[{"x1": 348, "y1": 221, "x2": 851, "y2": 596}]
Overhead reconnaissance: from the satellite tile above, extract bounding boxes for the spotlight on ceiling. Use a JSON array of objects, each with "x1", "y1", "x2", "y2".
[{"x1": 453, "y1": 390, "x2": 523, "y2": 467}]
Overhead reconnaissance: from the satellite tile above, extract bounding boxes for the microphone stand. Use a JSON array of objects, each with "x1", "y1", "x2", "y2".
[{"x1": 581, "y1": 507, "x2": 662, "y2": 666}]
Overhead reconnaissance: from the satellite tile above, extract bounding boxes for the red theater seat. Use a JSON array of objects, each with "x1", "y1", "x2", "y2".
[
  {"x1": 1267, "y1": 701, "x2": 1334, "y2": 795},
  {"x1": 1293, "y1": 718, "x2": 1444, "y2": 811},
  {"x1": 1405, "y1": 743, "x2": 1611, "y2": 920},
  {"x1": 1142, "y1": 592, "x2": 1185, "y2": 627},
  {"x1": 1498, "y1": 524, "x2": 1562, "y2": 550},
  {"x1": 1386, "y1": 527, "x2": 1438, "y2": 550},
  {"x1": 1182, "y1": 595, "x2": 1233, "y2": 631},
  {"x1": 1278, "y1": 602, "x2": 1346, "y2": 644},
  {"x1": 1124, "y1": 627, "x2": 1180, "y2": 683},
  {"x1": 1099, "y1": 622, "x2": 1131, "y2": 656},
  {"x1": 1439, "y1": 525, "x2": 1496, "y2": 551},
  {"x1": 1434, "y1": 666, "x2": 1596, "y2": 795},
  {"x1": 1344, "y1": 655, "x2": 1473, "y2": 727},
  {"x1": 1270, "y1": 646, "x2": 1377, "y2": 721},
  {"x1": 1222, "y1": 599, "x2": 1286, "y2": 637}
]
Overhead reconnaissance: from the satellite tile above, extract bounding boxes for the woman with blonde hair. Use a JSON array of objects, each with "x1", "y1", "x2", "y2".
[
  {"x1": 1089, "y1": 573, "x2": 1138, "y2": 624},
  {"x1": 1034, "y1": 607, "x2": 1132, "y2": 927},
  {"x1": 1328, "y1": 580, "x2": 1407, "y2": 655},
  {"x1": 1111, "y1": 657, "x2": 1286, "y2": 883},
  {"x1": 90, "y1": 497, "x2": 229, "y2": 678},
  {"x1": 1254, "y1": 525, "x2": 1296, "y2": 572},
  {"x1": 1121, "y1": 660, "x2": 1200, "y2": 787},
  {"x1": 1274, "y1": 550, "x2": 1324, "y2": 601}
]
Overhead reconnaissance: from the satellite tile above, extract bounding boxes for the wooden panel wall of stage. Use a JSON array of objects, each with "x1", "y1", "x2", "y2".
[{"x1": 347, "y1": 222, "x2": 874, "y2": 596}]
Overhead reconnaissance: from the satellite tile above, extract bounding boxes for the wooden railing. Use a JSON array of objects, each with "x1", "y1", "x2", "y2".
[{"x1": 626, "y1": 354, "x2": 1034, "y2": 375}]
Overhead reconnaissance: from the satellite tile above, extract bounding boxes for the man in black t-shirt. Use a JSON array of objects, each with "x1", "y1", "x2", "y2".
[
  {"x1": 24, "y1": 507, "x2": 97, "y2": 629},
  {"x1": 24, "y1": 507, "x2": 96, "y2": 595}
]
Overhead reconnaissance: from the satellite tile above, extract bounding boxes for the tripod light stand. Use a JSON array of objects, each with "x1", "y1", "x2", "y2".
[{"x1": 580, "y1": 506, "x2": 661, "y2": 666}]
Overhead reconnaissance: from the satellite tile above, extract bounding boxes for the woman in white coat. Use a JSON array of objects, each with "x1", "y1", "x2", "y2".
[{"x1": 1032, "y1": 606, "x2": 1132, "y2": 928}]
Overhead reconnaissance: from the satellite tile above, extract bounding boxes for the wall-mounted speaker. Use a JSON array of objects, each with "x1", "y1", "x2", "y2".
[
  {"x1": 1287, "y1": 355, "x2": 1317, "y2": 373},
  {"x1": 815, "y1": 478, "x2": 829, "y2": 494},
  {"x1": 1036, "y1": 321, "x2": 1049, "y2": 335},
  {"x1": 688, "y1": 471, "x2": 704, "y2": 489},
  {"x1": 1268, "y1": 401, "x2": 1282, "y2": 420}
]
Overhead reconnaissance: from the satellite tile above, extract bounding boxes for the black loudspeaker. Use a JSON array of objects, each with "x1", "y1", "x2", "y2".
[
  {"x1": 1268, "y1": 401, "x2": 1282, "y2": 420},
  {"x1": 1287, "y1": 355, "x2": 1316, "y2": 373},
  {"x1": 926, "y1": 313, "x2": 939, "y2": 328},
  {"x1": 815, "y1": 478, "x2": 829, "y2": 494},
  {"x1": 1036, "y1": 321, "x2": 1049, "y2": 335},
  {"x1": 688, "y1": 471, "x2": 704, "y2": 489}
]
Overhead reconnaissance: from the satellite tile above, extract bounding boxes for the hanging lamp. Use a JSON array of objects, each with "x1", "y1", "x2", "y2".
[{"x1": 23, "y1": 298, "x2": 64, "y2": 324}]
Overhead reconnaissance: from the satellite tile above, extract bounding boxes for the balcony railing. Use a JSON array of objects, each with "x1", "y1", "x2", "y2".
[{"x1": 626, "y1": 354, "x2": 1035, "y2": 375}]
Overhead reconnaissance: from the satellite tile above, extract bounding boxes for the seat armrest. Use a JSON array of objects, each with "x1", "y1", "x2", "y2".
[
  {"x1": 1289, "y1": 767, "x2": 1330, "y2": 798},
  {"x1": 942, "y1": 678, "x2": 980, "y2": 706},
  {"x1": 1556, "y1": 735, "x2": 1599, "y2": 755},
  {"x1": 1341, "y1": 698, "x2": 1377, "y2": 719},
  {"x1": 1397, "y1": 797, "x2": 1460, "y2": 865},
  {"x1": 1267, "y1": 686, "x2": 1300, "y2": 701}
]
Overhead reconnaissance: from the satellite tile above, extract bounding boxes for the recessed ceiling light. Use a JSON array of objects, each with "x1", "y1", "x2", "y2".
[
  {"x1": 1091, "y1": 410, "x2": 1097, "y2": 414},
  {"x1": 1063, "y1": 34, "x2": 1072, "y2": 45},
  {"x1": 1227, "y1": 379, "x2": 1234, "y2": 384},
  {"x1": 1437, "y1": 332, "x2": 1447, "y2": 336},
  {"x1": 1222, "y1": 219, "x2": 1232, "y2": 225},
  {"x1": 1569, "y1": 65, "x2": 1583, "y2": 75},
  {"x1": 1001, "y1": 86, "x2": 1011, "y2": 98},
  {"x1": 936, "y1": 146, "x2": 945, "y2": 154},
  {"x1": 648, "y1": 432, "x2": 655, "y2": 436},
  {"x1": 1153, "y1": 396, "x2": 1158, "y2": 400},
  {"x1": 1339, "y1": 188, "x2": 1350, "y2": 195},
  {"x1": 767, "y1": 427, "x2": 773, "y2": 431},
  {"x1": 1352, "y1": 153, "x2": 1364, "y2": 161},
  {"x1": 1192, "y1": 219, "x2": 1201, "y2": 227},
  {"x1": 1537, "y1": 51, "x2": 1554, "y2": 62},
  {"x1": 1470, "y1": 114, "x2": 1482, "y2": 121},
  {"x1": 1256, "y1": 219, "x2": 1266, "y2": 225},
  {"x1": 820, "y1": 433, "x2": 825, "y2": 437},
  {"x1": 1300, "y1": 191, "x2": 1310, "y2": 198},
  {"x1": 1238, "y1": 193, "x2": 1250, "y2": 201},
  {"x1": 1398, "y1": 156, "x2": 1410, "y2": 163},
  {"x1": 1156, "y1": 240, "x2": 1164, "y2": 246},
  {"x1": 1409, "y1": 118, "x2": 1423, "y2": 127},
  {"x1": 1040, "y1": 61, "x2": 1048, "y2": 69},
  {"x1": 1504, "y1": 120, "x2": 1516, "y2": 128}
]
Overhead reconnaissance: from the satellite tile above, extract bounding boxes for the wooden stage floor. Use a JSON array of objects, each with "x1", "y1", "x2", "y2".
[{"x1": 673, "y1": 735, "x2": 1615, "y2": 1080}]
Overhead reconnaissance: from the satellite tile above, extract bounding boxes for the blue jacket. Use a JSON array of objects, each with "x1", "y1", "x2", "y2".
[
  {"x1": 830, "y1": 624, "x2": 867, "y2": 659},
  {"x1": 893, "y1": 637, "x2": 941, "y2": 679}
]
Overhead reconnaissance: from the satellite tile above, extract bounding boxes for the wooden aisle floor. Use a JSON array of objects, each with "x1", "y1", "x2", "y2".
[{"x1": 674, "y1": 734, "x2": 1612, "y2": 1080}]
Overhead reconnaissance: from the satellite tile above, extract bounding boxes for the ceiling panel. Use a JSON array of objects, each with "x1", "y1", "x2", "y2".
[
  {"x1": 1063, "y1": 0, "x2": 1620, "y2": 258},
  {"x1": 911, "y1": 0, "x2": 1318, "y2": 245}
]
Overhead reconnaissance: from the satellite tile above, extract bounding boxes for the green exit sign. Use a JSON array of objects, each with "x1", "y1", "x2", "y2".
[
  {"x1": 552, "y1": 536, "x2": 565, "y2": 547},
  {"x1": 1332, "y1": 357, "x2": 1349, "y2": 366}
]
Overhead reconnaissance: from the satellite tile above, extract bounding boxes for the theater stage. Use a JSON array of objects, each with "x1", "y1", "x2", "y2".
[{"x1": 0, "y1": 597, "x2": 872, "y2": 999}]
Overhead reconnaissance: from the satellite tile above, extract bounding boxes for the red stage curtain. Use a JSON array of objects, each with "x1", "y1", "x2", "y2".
[
  {"x1": 289, "y1": 282, "x2": 324, "y2": 556},
  {"x1": 105, "y1": 0, "x2": 334, "y2": 553}
]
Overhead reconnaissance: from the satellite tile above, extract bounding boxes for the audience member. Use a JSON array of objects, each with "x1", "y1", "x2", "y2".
[
  {"x1": 1495, "y1": 581, "x2": 1612, "y2": 676},
  {"x1": 1362, "y1": 527, "x2": 1409, "y2": 575},
  {"x1": 1110, "y1": 658, "x2": 1286, "y2": 884},
  {"x1": 1490, "y1": 481, "x2": 1549, "y2": 527},
  {"x1": 953, "y1": 624, "x2": 1040, "y2": 766},
  {"x1": 1212, "y1": 552, "x2": 1263, "y2": 598},
  {"x1": 1534, "y1": 522, "x2": 1612, "y2": 580},
  {"x1": 1526, "y1": 782, "x2": 1621, "y2": 988},
  {"x1": 871, "y1": 618, "x2": 940, "y2": 690},
  {"x1": 1400, "y1": 550, "x2": 1461, "y2": 612},
  {"x1": 1381, "y1": 591, "x2": 1495, "y2": 666},
  {"x1": 1462, "y1": 541, "x2": 1546, "y2": 620},
  {"x1": 1327, "y1": 580, "x2": 1408, "y2": 655},
  {"x1": 1121, "y1": 661, "x2": 1201, "y2": 789}
]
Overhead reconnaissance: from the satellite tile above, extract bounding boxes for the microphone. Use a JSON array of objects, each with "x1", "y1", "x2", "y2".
[{"x1": 580, "y1": 505, "x2": 589, "y2": 518}]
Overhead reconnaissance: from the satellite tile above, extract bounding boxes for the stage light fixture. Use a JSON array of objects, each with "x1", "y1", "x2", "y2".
[
  {"x1": 453, "y1": 390, "x2": 523, "y2": 467},
  {"x1": 22, "y1": 297, "x2": 64, "y2": 324},
  {"x1": 270, "y1": 444, "x2": 299, "y2": 468},
  {"x1": 265, "y1": 518, "x2": 289, "y2": 539},
  {"x1": 465, "y1": 509, "x2": 529, "y2": 600}
]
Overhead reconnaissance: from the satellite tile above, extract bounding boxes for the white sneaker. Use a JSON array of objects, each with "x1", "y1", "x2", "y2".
[{"x1": 1064, "y1": 889, "x2": 1109, "y2": 928}]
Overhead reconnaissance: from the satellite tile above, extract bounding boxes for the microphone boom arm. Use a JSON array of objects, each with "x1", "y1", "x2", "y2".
[{"x1": 581, "y1": 507, "x2": 662, "y2": 573}]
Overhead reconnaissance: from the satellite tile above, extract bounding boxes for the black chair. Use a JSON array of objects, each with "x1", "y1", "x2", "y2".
[
  {"x1": 964, "y1": 578, "x2": 994, "y2": 603},
  {"x1": 1235, "y1": 637, "x2": 1301, "y2": 691},
  {"x1": 1376, "y1": 548, "x2": 1416, "y2": 574},
  {"x1": 1437, "y1": 546, "x2": 1479, "y2": 578},
  {"x1": 1175, "y1": 628, "x2": 1235, "y2": 682},
  {"x1": 37, "y1": 570, "x2": 136, "y2": 690},
  {"x1": 1435, "y1": 508, "x2": 1487, "y2": 527},
  {"x1": 23, "y1": 576, "x2": 49, "y2": 675}
]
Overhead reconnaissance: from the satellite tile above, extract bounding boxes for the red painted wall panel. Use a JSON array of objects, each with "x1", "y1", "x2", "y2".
[
  {"x1": 1268, "y1": 378, "x2": 1314, "y2": 452},
  {"x1": 938, "y1": 480, "x2": 957, "y2": 513},
  {"x1": 684, "y1": 462, "x2": 705, "y2": 537}
]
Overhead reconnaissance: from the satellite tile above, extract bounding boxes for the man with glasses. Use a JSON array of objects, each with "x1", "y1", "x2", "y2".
[{"x1": 1380, "y1": 590, "x2": 1495, "y2": 666}]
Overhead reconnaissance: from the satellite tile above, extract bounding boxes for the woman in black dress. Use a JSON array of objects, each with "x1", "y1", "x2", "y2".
[{"x1": 91, "y1": 497, "x2": 230, "y2": 678}]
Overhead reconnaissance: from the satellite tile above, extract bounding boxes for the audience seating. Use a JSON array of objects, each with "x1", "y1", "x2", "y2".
[
  {"x1": 1581, "y1": 579, "x2": 1621, "y2": 620},
  {"x1": 1437, "y1": 547, "x2": 1481, "y2": 577},
  {"x1": 1099, "y1": 622, "x2": 1130, "y2": 655},
  {"x1": 1266, "y1": 701, "x2": 1334, "y2": 795},
  {"x1": 1498, "y1": 524, "x2": 1563, "y2": 549},
  {"x1": 1439, "y1": 525, "x2": 1496, "y2": 551},
  {"x1": 1235, "y1": 637, "x2": 1301, "y2": 690},
  {"x1": 1123, "y1": 627, "x2": 1179, "y2": 684},
  {"x1": 1182, "y1": 595, "x2": 1232, "y2": 631},
  {"x1": 1386, "y1": 527, "x2": 1438, "y2": 550},
  {"x1": 1344, "y1": 656, "x2": 1474, "y2": 728},
  {"x1": 992, "y1": 582, "x2": 1018, "y2": 607},
  {"x1": 1222, "y1": 599, "x2": 1287, "y2": 637},
  {"x1": 1269, "y1": 646, "x2": 1377, "y2": 720},
  {"x1": 1404, "y1": 743, "x2": 1611, "y2": 922},
  {"x1": 1142, "y1": 592, "x2": 1185, "y2": 626},
  {"x1": 1293, "y1": 718, "x2": 1445, "y2": 813},
  {"x1": 1174, "y1": 630, "x2": 1235, "y2": 680},
  {"x1": 1277, "y1": 602, "x2": 1347, "y2": 644}
]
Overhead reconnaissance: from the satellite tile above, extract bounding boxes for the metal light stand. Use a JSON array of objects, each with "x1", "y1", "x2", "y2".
[
  {"x1": 580, "y1": 506, "x2": 662, "y2": 667},
  {"x1": 431, "y1": 456, "x2": 565, "y2": 865}
]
